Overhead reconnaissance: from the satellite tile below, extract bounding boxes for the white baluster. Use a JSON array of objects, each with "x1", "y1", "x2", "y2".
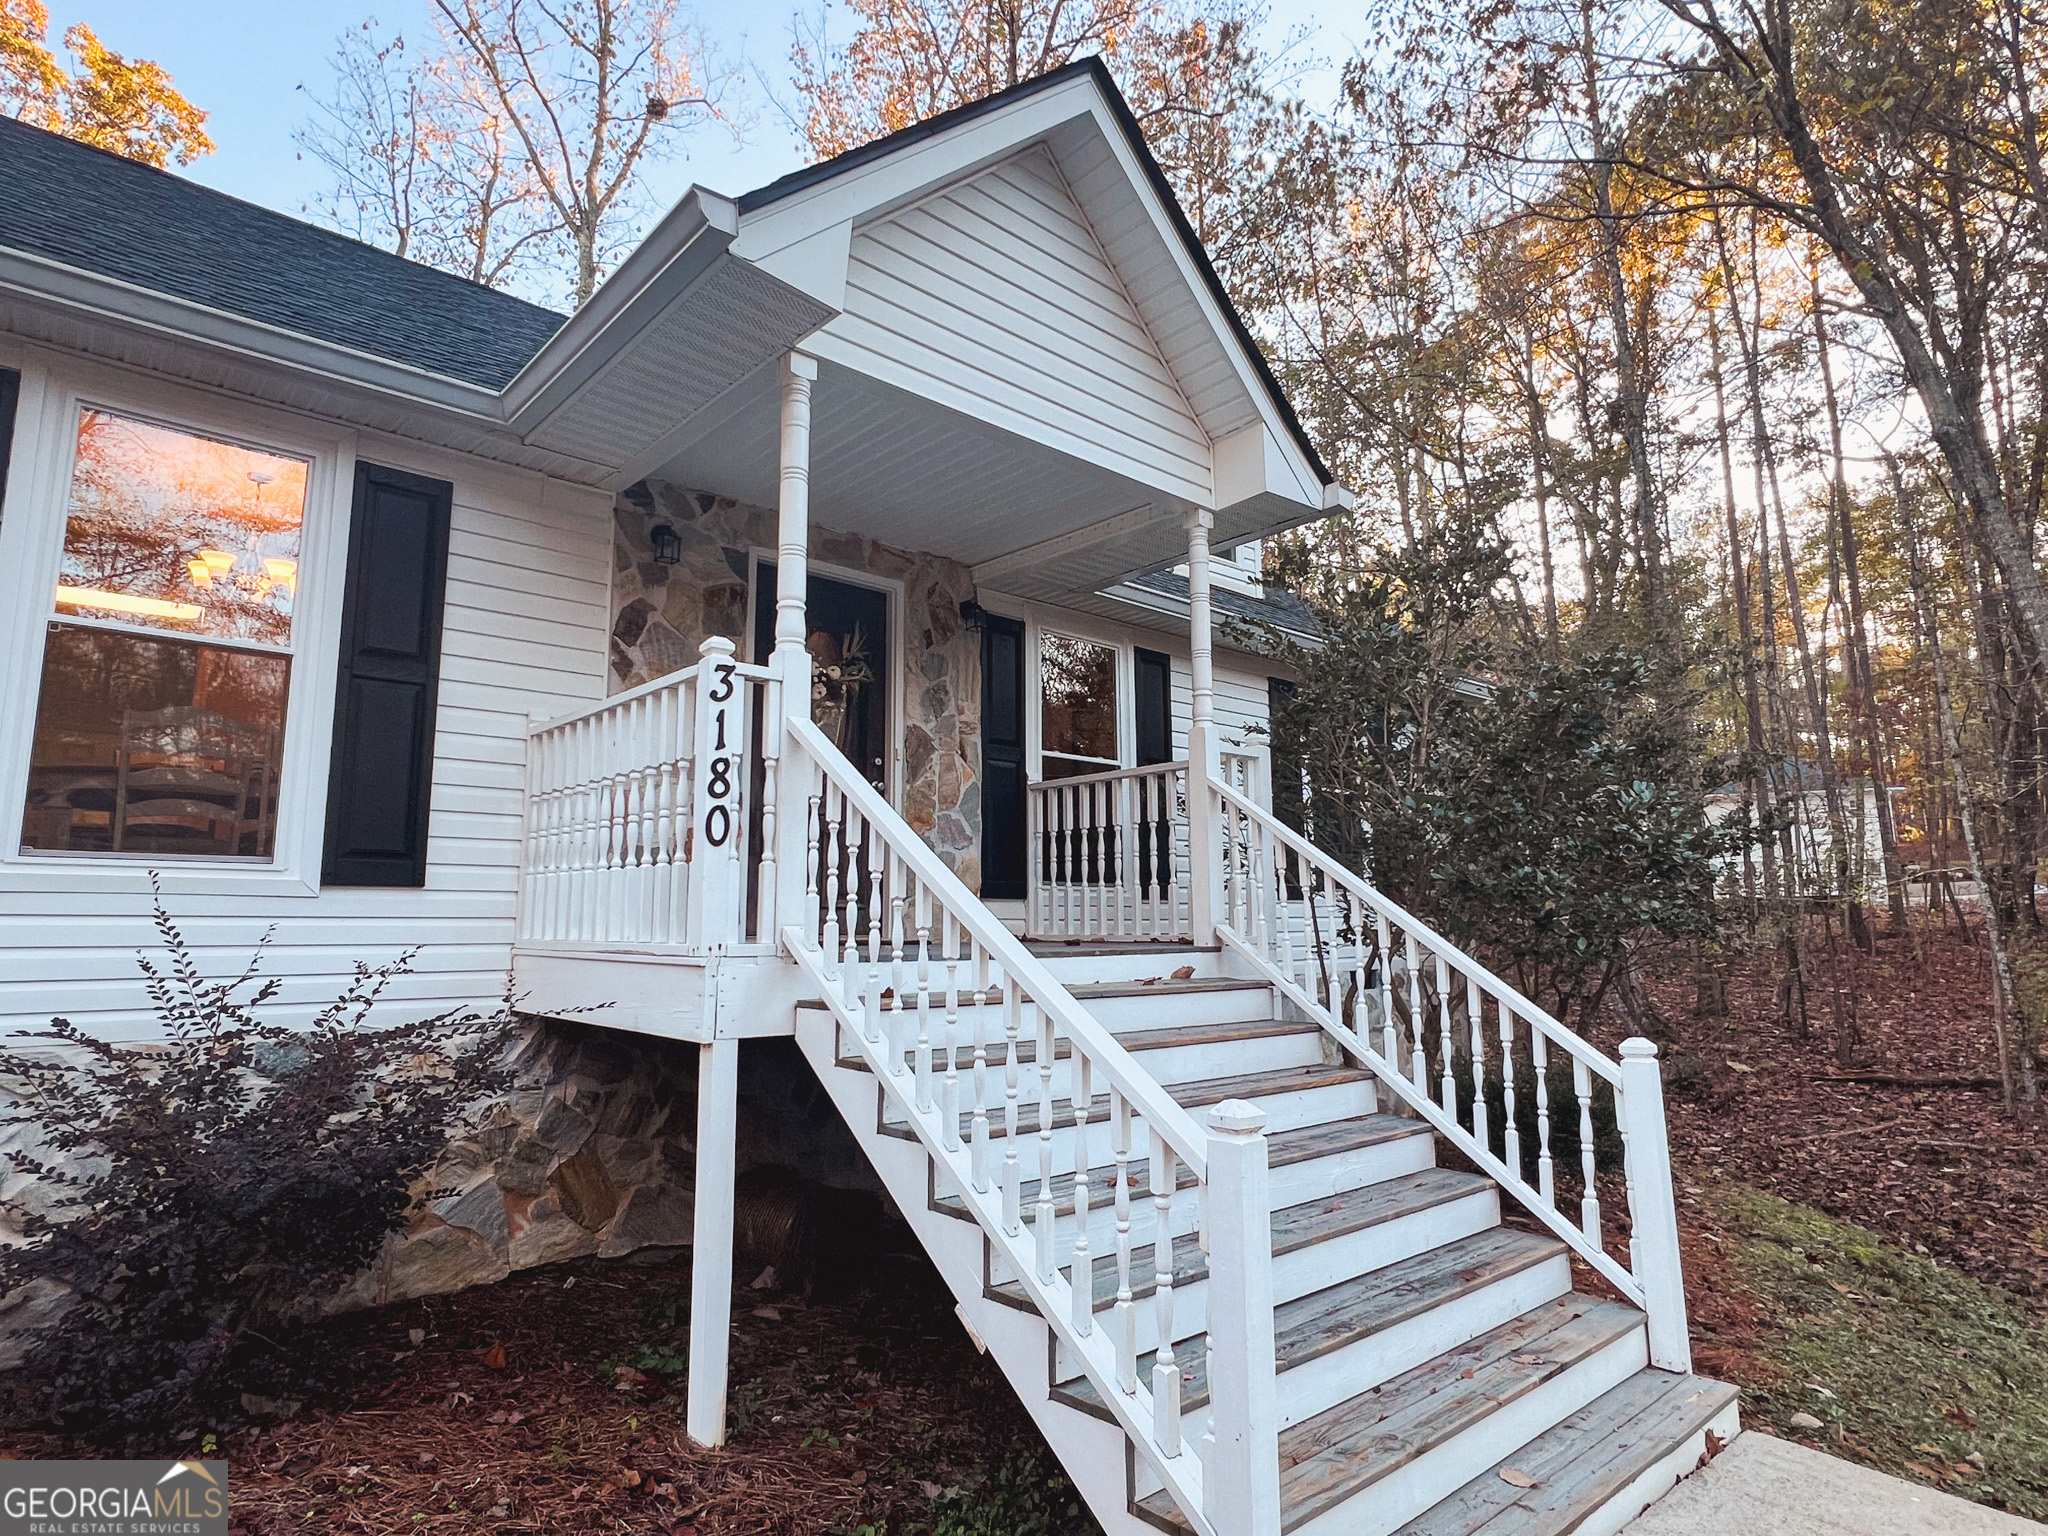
[
  {"x1": 1070, "y1": 1053, "x2": 1093, "y2": 1334},
  {"x1": 1437, "y1": 952, "x2": 1457, "y2": 1112},
  {"x1": 970, "y1": 940, "x2": 992, "y2": 1193},
  {"x1": 1035, "y1": 1001, "x2": 1057, "y2": 1283},
  {"x1": 939, "y1": 911, "x2": 960, "y2": 1151},
  {"x1": 888, "y1": 858, "x2": 909, "y2": 1077},
  {"x1": 1111, "y1": 1090, "x2": 1137, "y2": 1394},
  {"x1": 913, "y1": 882, "x2": 934, "y2": 1108},
  {"x1": 1406, "y1": 932, "x2": 1428, "y2": 1091},
  {"x1": 1576, "y1": 1057, "x2": 1601, "y2": 1245},
  {"x1": 1469, "y1": 977, "x2": 1490, "y2": 1157},
  {"x1": 1151, "y1": 1131, "x2": 1181, "y2": 1455},
  {"x1": 1534, "y1": 1029, "x2": 1555, "y2": 1205},
  {"x1": 1499, "y1": 995, "x2": 1523, "y2": 1182},
  {"x1": 1002, "y1": 980, "x2": 1023, "y2": 1235}
]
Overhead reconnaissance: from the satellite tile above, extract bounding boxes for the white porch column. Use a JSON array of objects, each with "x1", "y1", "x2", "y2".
[
  {"x1": 771, "y1": 351, "x2": 818, "y2": 936},
  {"x1": 773, "y1": 351, "x2": 817, "y2": 673},
  {"x1": 685, "y1": 1034, "x2": 741, "y2": 1446},
  {"x1": 1185, "y1": 507, "x2": 1224, "y2": 941}
]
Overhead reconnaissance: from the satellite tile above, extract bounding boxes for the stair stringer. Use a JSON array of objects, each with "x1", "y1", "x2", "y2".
[{"x1": 790, "y1": 1000, "x2": 1173, "y2": 1536}]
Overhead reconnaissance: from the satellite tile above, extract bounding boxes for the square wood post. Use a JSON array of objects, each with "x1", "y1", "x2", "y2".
[
  {"x1": 685, "y1": 1033, "x2": 741, "y2": 1446},
  {"x1": 1184, "y1": 508, "x2": 1224, "y2": 942},
  {"x1": 1618, "y1": 1038, "x2": 1693, "y2": 1372},
  {"x1": 1203, "y1": 1099, "x2": 1281, "y2": 1536}
]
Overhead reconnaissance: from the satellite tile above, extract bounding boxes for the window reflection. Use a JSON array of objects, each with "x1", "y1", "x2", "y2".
[
  {"x1": 22, "y1": 408, "x2": 304, "y2": 861},
  {"x1": 56, "y1": 410, "x2": 305, "y2": 645},
  {"x1": 23, "y1": 625, "x2": 288, "y2": 856},
  {"x1": 1041, "y1": 633, "x2": 1119, "y2": 780}
]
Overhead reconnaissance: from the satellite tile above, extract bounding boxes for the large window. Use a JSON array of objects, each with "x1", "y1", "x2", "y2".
[
  {"x1": 20, "y1": 409, "x2": 306, "y2": 859},
  {"x1": 1040, "y1": 632, "x2": 1119, "y2": 781}
]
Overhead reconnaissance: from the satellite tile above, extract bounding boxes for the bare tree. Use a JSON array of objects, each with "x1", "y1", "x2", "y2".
[
  {"x1": 298, "y1": 23, "x2": 552, "y2": 289},
  {"x1": 432, "y1": 0, "x2": 733, "y2": 307}
]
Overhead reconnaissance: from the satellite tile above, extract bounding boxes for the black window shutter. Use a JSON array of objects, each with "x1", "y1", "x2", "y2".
[
  {"x1": 323, "y1": 462, "x2": 453, "y2": 887},
  {"x1": 0, "y1": 368, "x2": 20, "y2": 521},
  {"x1": 1135, "y1": 647, "x2": 1172, "y2": 765},
  {"x1": 979, "y1": 614, "x2": 1028, "y2": 900}
]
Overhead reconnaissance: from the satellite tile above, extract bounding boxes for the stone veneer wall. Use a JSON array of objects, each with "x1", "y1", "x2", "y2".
[{"x1": 611, "y1": 480, "x2": 985, "y2": 889}]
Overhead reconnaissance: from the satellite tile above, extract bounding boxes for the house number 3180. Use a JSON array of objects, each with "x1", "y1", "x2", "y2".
[{"x1": 703, "y1": 662, "x2": 738, "y2": 848}]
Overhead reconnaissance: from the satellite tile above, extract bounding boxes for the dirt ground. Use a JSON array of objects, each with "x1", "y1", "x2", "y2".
[
  {"x1": 0, "y1": 1248, "x2": 1088, "y2": 1535},
  {"x1": 1640, "y1": 918, "x2": 2048, "y2": 1307}
]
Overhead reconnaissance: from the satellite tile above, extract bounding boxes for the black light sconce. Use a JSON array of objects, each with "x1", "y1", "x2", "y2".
[
  {"x1": 958, "y1": 598, "x2": 990, "y2": 633},
  {"x1": 649, "y1": 523, "x2": 683, "y2": 566}
]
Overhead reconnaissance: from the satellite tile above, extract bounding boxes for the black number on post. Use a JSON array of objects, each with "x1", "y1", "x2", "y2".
[
  {"x1": 709, "y1": 663, "x2": 735, "y2": 703},
  {"x1": 704, "y1": 804, "x2": 732, "y2": 848}
]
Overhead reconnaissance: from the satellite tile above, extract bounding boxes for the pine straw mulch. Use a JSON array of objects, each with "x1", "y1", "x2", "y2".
[
  {"x1": 1637, "y1": 916, "x2": 2048, "y2": 1308},
  {"x1": 1, "y1": 1247, "x2": 1066, "y2": 1536}
]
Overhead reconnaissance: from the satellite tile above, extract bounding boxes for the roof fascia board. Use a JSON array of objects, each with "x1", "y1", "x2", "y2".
[
  {"x1": 0, "y1": 245, "x2": 512, "y2": 420},
  {"x1": 501, "y1": 187, "x2": 738, "y2": 430}
]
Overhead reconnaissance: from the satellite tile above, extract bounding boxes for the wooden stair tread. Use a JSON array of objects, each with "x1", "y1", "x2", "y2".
[
  {"x1": 800, "y1": 974, "x2": 1268, "y2": 1013},
  {"x1": 1132, "y1": 1298, "x2": 1645, "y2": 1531},
  {"x1": 931, "y1": 1114, "x2": 1434, "y2": 1224},
  {"x1": 1053, "y1": 1227, "x2": 1568, "y2": 1420},
  {"x1": 835, "y1": 1015, "x2": 1319, "y2": 1073},
  {"x1": 1026, "y1": 940, "x2": 1216, "y2": 956},
  {"x1": 1394, "y1": 1369, "x2": 1739, "y2": 1535},
  {"x1": 992, "y1": 1167, "x2": 1493, "y2": 1312},
  {"x1": 881, "y1": 1061, "x2": 1374, "y2": 1142}
]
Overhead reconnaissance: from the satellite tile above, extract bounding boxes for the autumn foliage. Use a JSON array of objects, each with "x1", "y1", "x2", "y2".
[{"x1": 0, "y1": 0, "x2": 209, "y2": 167}]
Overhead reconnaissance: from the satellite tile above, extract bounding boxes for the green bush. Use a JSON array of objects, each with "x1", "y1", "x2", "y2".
[{"x1": 0, "y1": 888, "x2": 510, "y2": 1448}]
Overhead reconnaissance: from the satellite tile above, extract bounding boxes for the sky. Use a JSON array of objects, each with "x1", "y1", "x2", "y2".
[{"x1": 41, "y1": 1, "x2": 1353, "y2": 244}]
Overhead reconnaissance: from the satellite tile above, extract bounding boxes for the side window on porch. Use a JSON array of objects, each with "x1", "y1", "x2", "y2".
[
  {"x1": 1040, "y1": 632, "x2": 1118, "y2": 781},
  {"x1": 20, "y1": 408, "x2": 305, "y2": 859}
]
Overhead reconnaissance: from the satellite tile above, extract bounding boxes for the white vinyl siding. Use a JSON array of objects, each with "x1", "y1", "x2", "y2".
[
  {"x1": 823, "y1": 146, "x2": 1212, "y2": 504},
  {"x1": 0, "y1": 451, "x2": 611, "y2": 1042},
  {"x1": 1168, "y1": 657, "x2": 1275, "y2": 757}
]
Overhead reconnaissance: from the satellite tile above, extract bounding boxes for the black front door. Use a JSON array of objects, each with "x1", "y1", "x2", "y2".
[
  {"x1": 980, "y1": 614, "x2": 1027, "y2": 900},
  {"x1": 754, "y1": 564, "x2": 892, "y2": 793}
]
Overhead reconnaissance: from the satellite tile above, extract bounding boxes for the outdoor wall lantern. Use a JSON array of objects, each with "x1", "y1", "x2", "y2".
[
  {"x1": 649, "y1": 523, "x2": 683, "y2": 566},
  {"x1": 958, "y1": 599, "x2": 990, "y2": 633}
]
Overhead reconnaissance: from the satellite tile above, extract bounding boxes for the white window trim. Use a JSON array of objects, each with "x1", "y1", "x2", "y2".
[
  {"x1": 1022, "y1": 614, "x2": 1133, "y2": 785},
  {"x1": 0, "y1": 355, "x2": 357, "y2": 899}
]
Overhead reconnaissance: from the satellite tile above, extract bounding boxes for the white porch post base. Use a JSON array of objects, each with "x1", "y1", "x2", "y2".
[{"x1": 686, "y1": 1035, "x2": 742, "y2": 1447}]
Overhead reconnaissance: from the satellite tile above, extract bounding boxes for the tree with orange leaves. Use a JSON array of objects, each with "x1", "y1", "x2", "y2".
[{"x1": 0, "y1": 0, "x2": 210, "y2": 167}]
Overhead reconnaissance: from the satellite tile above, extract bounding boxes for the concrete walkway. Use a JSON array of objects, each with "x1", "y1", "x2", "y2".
[{"x1": 1625, "y1": 1432, "x2": 2046, "y2": 1535}]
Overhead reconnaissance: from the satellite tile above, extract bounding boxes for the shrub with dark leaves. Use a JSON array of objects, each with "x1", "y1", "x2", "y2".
[{"x1": 0, "y1": 886, "x2": 511, "y2": 1448}]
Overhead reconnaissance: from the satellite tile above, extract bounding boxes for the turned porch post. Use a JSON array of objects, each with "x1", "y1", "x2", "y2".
[
  {"x1": 771, "y1": 351, "x2": 818, "y2": 932},
  {"x1": 1184, "y1": 507, "x2": 1224, "y2": 941}
]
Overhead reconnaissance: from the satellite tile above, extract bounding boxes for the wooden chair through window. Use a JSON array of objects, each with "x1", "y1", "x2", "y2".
[{"x1": 112, "y1": 707, "x2": 277, "y2": 857}]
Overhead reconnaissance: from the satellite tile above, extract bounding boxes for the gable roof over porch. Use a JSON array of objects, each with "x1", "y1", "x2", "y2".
[{"x1": 0, "y1": 59, "x2": 1348, "y2": 605}]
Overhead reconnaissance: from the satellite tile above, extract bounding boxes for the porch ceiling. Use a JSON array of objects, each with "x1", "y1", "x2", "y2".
[{"x1": 648, "y1": 358, "x2": 1302, "y2": 603}]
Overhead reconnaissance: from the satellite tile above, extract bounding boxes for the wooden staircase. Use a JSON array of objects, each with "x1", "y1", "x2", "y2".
[{"x1": 794, "y1": 938, "x2": 1736, "y2": 1536}]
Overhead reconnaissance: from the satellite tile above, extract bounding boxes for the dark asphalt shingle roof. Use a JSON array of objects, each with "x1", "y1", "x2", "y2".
[
  {"x1": 0, "y1": 113, "x2": 565, "y2": 390},
  {"x1": 1125, "y1": 568, "x2": 1320, "y2": 638}
]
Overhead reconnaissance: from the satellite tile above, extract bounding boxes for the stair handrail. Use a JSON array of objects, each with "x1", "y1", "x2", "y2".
[
  {"x1": 790, "y1": 718, "x2": 1207, "y2": 1167},
  {"x1": 784, "y1": 716, "x2": 1256, "y2": 1532},
  {"x1": 1206, "y1": 774, "x2": 1693, "y2": 1371}
]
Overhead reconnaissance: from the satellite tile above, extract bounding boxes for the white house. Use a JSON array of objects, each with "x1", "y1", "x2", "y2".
[{"x1": 0, "y1": 62, "x2": 1727, "y2": 1536}]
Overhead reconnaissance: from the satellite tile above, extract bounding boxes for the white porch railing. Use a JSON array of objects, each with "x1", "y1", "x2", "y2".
[
  {"x1": 1027, "y1": 762, "x2": 1190, "y2": 941},
  {"x1": 781, "y1": 716, "x2": 1280, "y2": 1536},
  {"x1": 520, "y1": 638, "x2": 779, "y2": 949},
  {"x1": 1207, "y1": 775, "x2": 1692, "y2": 1372}
]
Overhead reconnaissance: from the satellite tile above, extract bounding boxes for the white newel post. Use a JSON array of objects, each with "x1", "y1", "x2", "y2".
[
  {"x1": 771, "y1": 351, "x2": 818, "y2": 934},
  {"x1": 1203, "y1": 1099, "x2": 1281, "y2": 1536},
  {"x1": 1618, "y1": 1039, "x2": 1692, "y2": 1372},
  {"x1": 686, "y1": 1034, "x2": 741, "y2": 1446},
  {"x1": 688, "y1": 635, "x2": 745, "y2": 949},
  {"x1": 1184, "y1": 508, "x2": 1224, "y2": 942}
]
